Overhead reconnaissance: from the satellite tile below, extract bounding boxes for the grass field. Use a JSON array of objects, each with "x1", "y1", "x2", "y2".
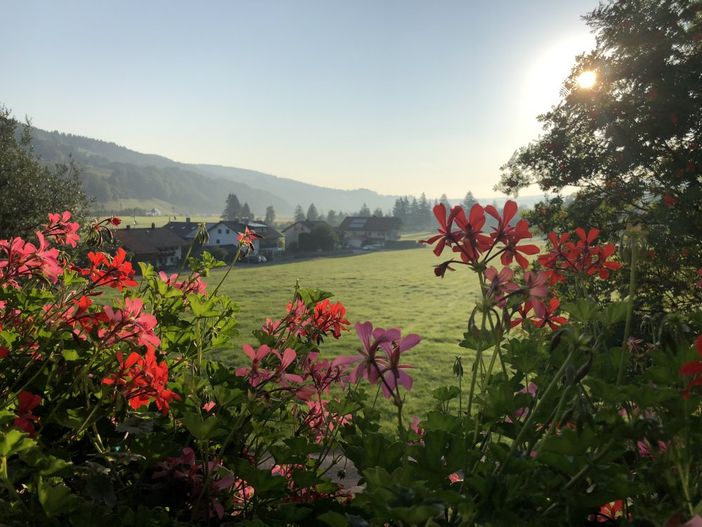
[{"x1": 211, "y1": 246, "x2": 483, "y2": 420}]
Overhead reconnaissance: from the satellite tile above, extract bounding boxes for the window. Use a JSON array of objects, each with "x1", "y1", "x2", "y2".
[
  {"x1": 218, "y1": 229, "x2": 222, "y2": 234},
  {"x1": 216, "y1": 239, "x2": 220, "y2": 244},
  {"x1": 226, "y1": 229, "x2": 230, "y2": 234}
]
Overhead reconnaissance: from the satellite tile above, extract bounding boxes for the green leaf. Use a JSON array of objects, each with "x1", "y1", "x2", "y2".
[
  {"x1": 432, "y1": 385, "x2": 461, "y2": 403},
  {"x1": 318, "y1": 511, "x2": 349, "y2": 527},
  {"x1": 61, "y1": 348, "x2": 80, "y2": 361},
  {"x1": 0, "y1": 429, "x2": 36, "y2": 457},
  {"x1": 182, "y1": 413, "x2": 220, "y2": 440},
  {"x1": 38, "y1": 476, "x2": 79, "y2": 516}
]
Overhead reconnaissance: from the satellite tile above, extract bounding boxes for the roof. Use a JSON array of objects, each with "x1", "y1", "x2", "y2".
[
  {"x1": 222, "y1": 221, "x2": 283, "y2": 240},
  {"x1": 164, "y1": 221, "x2": 198, "y2": 239},
  {"x1": 114, "y1": 227, "x2": 190, "y2": 255},
  {"x1": 338, "y1": 216, "x2": 402, "y2": 232},
  {"x1": 281, "y1": 220, "x2": 329, "y2": 233}
]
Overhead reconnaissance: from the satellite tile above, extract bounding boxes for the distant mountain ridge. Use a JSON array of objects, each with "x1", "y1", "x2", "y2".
[{"x1": 26, "y1": 127, "x2": 546, "y2": 216}]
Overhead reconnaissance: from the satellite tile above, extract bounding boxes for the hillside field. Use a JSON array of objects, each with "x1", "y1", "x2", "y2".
[{"x1": 211, "y1": 246, "x2": 483, "y2": 419}]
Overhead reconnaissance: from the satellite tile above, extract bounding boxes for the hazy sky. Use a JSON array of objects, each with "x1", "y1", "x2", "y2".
[{"x1": 2, "y1": 0, "x2": 598, "y2": 198}]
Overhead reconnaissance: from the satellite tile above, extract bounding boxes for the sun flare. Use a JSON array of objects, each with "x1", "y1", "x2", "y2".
[{"x1": 576, "y1": 70, "x2": 597, "y2": 89}]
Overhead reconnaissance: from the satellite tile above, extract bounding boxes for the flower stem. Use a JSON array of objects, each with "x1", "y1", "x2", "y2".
[
  {"x1": 617, "y1": 240, "x2": 638, "y2": 385},
  {"x1": 496, "y1": 345, "x2": 576, "y2": 476}
]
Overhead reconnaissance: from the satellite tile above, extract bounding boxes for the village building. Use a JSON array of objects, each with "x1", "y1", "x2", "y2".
[
  {"x1": 338, "y1": 216, "x2": 402, "y2": 248},
  {"x1": 163, "y1": 218, "x2": 284, "y2": 259},
  {"x1": 281, "y1": 220, "x2": 329, "y2": 249},
  {"x1": 114, "y1": 224, "x2": 190, "y2": 270}
]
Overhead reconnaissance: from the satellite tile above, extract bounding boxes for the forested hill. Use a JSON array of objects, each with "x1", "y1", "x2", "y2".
[{"x1": 26, "y1": 128, "x2": 401, "y2": 215}]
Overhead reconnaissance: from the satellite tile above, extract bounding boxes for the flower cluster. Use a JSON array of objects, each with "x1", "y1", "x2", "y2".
[
  {"x1": 263, "y1": 298, "x2": 350, "y2": 343},
  {"x1": 344, "y1": 321, "x2": 420, "y2": 399},
  {"x1": 153, "y1": 447, "x2": 253, "y2": 519},
  {"x1": 102, "y1": 347, "x2": 180, "y2": 414},
  {"x1": 235, "y1": 344, "x2": 301, "y2": 388},
  {"x1": 43, "y1": 211, "x2": 80, "y2": 248},
  {"x1": 680, "y1": 335, "x2": 702, "y2": 399},
  {"x1": 14, "y1": 391, "x2": 42, "y2": 436},
  {"x1": 80, "y1": 248, "x2": 138, "y2": 290},
  {"x1": 0, "y1": 232, "x2": 62, "y2": 287},
  {"x1": 158, "y1": 271, "x2": 207, "y2": 295},
  {"x1": 538, "y1": 228, "x2": 622, "y2": 284},
  {"x1": 237, "y1": 227, "x2": 261, "y2": 253},
  {"x1": 422, "y1": 200, "x2": 539, "y2": 275},
  {"x1": 99, "y1": 297, "x2": 161, "y2": 351}
]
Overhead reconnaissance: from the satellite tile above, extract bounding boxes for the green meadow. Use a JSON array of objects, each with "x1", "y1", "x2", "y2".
[{"x1": 211, "y1": 247, "x2": 483, "y2": 419}]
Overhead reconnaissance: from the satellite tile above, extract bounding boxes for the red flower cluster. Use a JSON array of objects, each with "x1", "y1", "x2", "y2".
[
  {"x1": 343, "y1": 321, "x2": 420, "y2": 399},
  {"x1": 14, "y1": 391, "x2": 42, "y2": 436},
  {"x1": 422, "y1": 200, "x2": 538, "y2": 275},
  {"x1": 153, "y1": 447, "x2": 252, "y2": 519},
  {"x1": 80, "y1": 248, "x2": 138, "y2": 290},
  {"x1": 158, "y1": 271, "x2": 207, "y2": 295},
  {"x1": 99, "y1": 298, "x2": 161, "y2": 351},
  {"x1": 538, "y1": 228, "x2": 622, "y2": 284},
  {"x1": 43, "y1": 211, "x2": 80, "y2": 248},
  {"x1": 680, "y1": 335, "x2": 702, "y2": 399},
  {"x1": 312, "y1": 298, "x2": 350, "y2": 340},
  {"x1": 237, "y1": 227, "x2": 261, "y2": 252},
  {"x1": 0, "y1": 232, "x2": 62, "y2": 287},
  {"x1": 102, "y1": 348, "x2": 179, "y2": 414},
  {"x1": 298, "y1": 398, "x2": 352, "y2": 444},
  {"x1": 263, "y1": 298, "x2": 350, "y2": 343},
  {"x1": 235, "y1": 344, "x2": 302, "y2": 388}
]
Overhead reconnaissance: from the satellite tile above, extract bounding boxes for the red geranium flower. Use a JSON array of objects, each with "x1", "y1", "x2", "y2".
[
  {"x1": 532, "y1": 297, "x2": 568, "y2": 331},
  {"x1": 421, "y1": 203, "x2": 466, "y2": 257},
  {"x1": 80, "y1": 248, "x2": 138, "y2": 290},
  {"x1": 237, "y1": 227, "x2": 261, "y2": 252},
  {"x1": 14, "y1": 391, "x2": 42, "y2": 436},
  {"x1": 680, "y1": 335, "x2": 702, "y2": 399},
  {"x1": 102, "y1": 348, "x2": 179, "y2": 414},
  {"x1": 43, "y1": 211, "x2": 81, "y2": 248}
]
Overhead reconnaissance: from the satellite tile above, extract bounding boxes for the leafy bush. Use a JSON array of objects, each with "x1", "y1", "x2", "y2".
[{"x1": 0, "y1": 205, "x2": 701, "y2": 526}]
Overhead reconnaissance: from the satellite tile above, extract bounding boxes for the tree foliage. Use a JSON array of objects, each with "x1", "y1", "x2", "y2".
[
  {"x1": 306, "y1": 203, "x2": 319, "y2": 221},
  {"x1": 299, "y1": 223, "x2": 338, "y2": 251},
  {"x1": 264, "y1": 205, "x2": 276, "y2": 224},
  {"x1": 294, "y1": 204, "x2": 306, "y2": 222},
  {"x1": 357, "y1": 203, "x2": 371, "y2": 217},
  {"x1": 221, "y1": 193, "x2": 241, "y2": 220},
  {"x1": 498, "y1": 0, "x2": 702, "y2": 315},
  {"x1": 241, "y1": 202, "x2": 252, "y2": 220},
  {"x1": 0, "y1": 107, "x2": 89, "y2": 239}
]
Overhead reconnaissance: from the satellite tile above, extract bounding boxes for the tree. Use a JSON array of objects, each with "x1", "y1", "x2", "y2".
[
  {"x1": 241, "y1": 202, "x2": 252, "y2": 220},
  {"x1": 372, "y1": 208, "x2": 384, "y2": 217},
  {"x1": 439, "y1": 194, "x2": 451, "y2": 210},
  {"x1": 299, "y1": 223, "x2": 339, "y2": 252},
  {"x1": 463, "y1": 191, "x2": 477, "y2": 211},
  {"x1": 326, "y1": 210, "x2": 338, "y2": 226},
  {"x1": 0, "y1": 108, "x2": 89, "y2": 239},
  {"x1": 294, "y1": 205, "x2": 306, "y2": 222},
  {"x1": 498, "y1": 0, "x2": 702, "y2": 314},
  {"x1": 358, "y1": 203, "x2": 371, "y2": 217},
  {"x1": 264, "y1": 205, "x2": 276, "y2": 225},
  {"x1": 222, "y1": 193, "x2": 241, "y2": 220},
  {"x1": 306, "y1": 203, "x2": 320, "y2": 221}
]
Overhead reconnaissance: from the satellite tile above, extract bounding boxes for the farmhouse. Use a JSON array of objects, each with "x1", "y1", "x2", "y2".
[
  {"x1": 222, "y1": 220, "x2": 284, "y2": 258},
  {"x1": 338, "y1": 216, "x2": 402, "y2": 248},
  {"x1": 164, "y1": 218, "x2": 284, "y2": 258},
  {"x1": 114, "y1": 225, "x2": 189, "y2": 270},
  {"x1": 281, "y1": 220, "x2": 329, "y2": 249}
]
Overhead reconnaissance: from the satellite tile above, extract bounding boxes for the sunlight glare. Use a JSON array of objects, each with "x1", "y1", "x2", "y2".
[{"x1": 576, "y1": 70, "x2": 597, "y2": 89}]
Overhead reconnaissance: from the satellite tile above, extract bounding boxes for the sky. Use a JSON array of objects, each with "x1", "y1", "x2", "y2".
[{"x1": 1, "y1": 0, "x2": 599, "y2": 199}]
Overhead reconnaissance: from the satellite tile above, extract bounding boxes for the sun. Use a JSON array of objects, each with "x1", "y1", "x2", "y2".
[{"x1": 576, "y1": 70, "x2": 597, "y2": 89}]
